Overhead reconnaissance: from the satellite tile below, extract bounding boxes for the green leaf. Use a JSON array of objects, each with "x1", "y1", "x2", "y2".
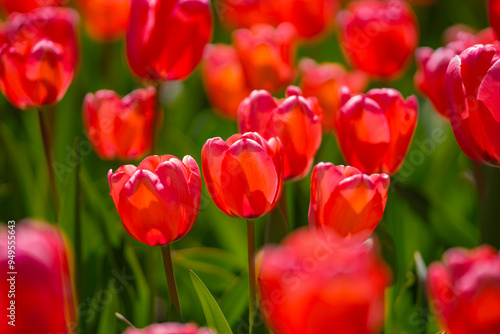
[
  {"x1": 218, "y1": 272, "x2": 249, "y2": 327},
  {"x1": 190, "y1": 270, "x2": 233, "y2": 334}
]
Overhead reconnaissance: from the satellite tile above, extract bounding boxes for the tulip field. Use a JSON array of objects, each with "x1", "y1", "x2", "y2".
[{"x1": 2, "y1": 0, "x2": 500, "y2": 333}]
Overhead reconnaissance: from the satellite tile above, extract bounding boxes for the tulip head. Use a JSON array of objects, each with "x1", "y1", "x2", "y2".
[
  {"x1": 489, "y1": 0, "x2": 500, "y2": 39},
  {"x1": 309, "y1": 163, "x2": 390, "y2": 243},
  {"x1": 335, "y1": 87, "x2": 418, "y2": 174},
  {"x1": 0, "y1": 7, "x2": 79, "y2": 109},
  {"x1": 123, "y1": 322, "x2": 215, "y2": 334},
  {"x1": 0, "y1": 0, "x2": 63, "y2": 14},
  {"x1": 446, "y1": 44, "x2": 500, "y2": 165},
  {"x1": 258, "y1": 228, "x2": 390, "y2": 334},
  {"x1": 83, "y1": 87, "x2": 156, "y2": 160},
  {"x1": 233, "y1": 23, "x2": 297, "y2": 92},
  {"x1": 0, "y1": 220, "x2": 75, "y2": 334},
  {"x1": 337, "y1": 0, "x2": 418, "y2": 79},
  {"x1": 202, "y1": 132, "x2": 283, "y2": 219},
  {"x1": 299, "y1": 58, "x2": 368, "y2": 132},
  {"x1": 238, "y1": 86, "x2": 323, "y2": 181},
  {"x1": 201, "y1": 44, "x2": 251, "y2": 119},
  {"x1": 428, "y1": 246, "x2": 500, "y2": 334},
  {"x1": 126, "y1": 0, "x2": 212, "y2": 81},
  {"x1": 77, "y1": 0, "x2": 131, "y2": 41},
  {"x1": 108, "y1": 155, "x2": 201, "y2": 246}
]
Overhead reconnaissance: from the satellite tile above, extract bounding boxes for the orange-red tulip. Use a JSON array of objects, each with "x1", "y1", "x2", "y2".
[
  {"x1": 77, "y1": 0, "x2": 130, "y2": 41},
  {"x1": 309, "y1": 163, "x2": 390, "y2": 243},
  {"x1": 238, "y1": 86, "x2": 323, "y2": 180},
  {"x1": 126, "y1": 0, "x2": 212, "y2": 81},
  {"x1": 446, "y1": 44, "x2": 500, "y2": 165},
  {"x1": 83, "y1": 87, "x2": 156, "y2": 160},
  {"x1": 202, "y1": 132, "x2": 283, "y2": 219},
  {"x1": 428, "y1": 246, "x2": 500, "y2": 334},
  {"x1": 337, "y1": 0, "x2": 418, "y2": 79},
  {"x1": 336, "y1": 88, "x2": 418, "y2": 174},
  {"x1": 201, "y1": 44, "x2": 251, "y2": 119},
  {"x1": 0, "y1": 220, "x2": 75, "y2": 334},
  {"x1": 258, "y1": 228, "x2": 390, "y2": 334},
  {"x1": 233, "y1": 23, "x2": 297, "y2": 93},
  {"x1": 299, "y1": 58, "x2": 368, "y2": 132},
  {"x1": 108, "y1": 155, "x2": 201, "y2": 246},
  {"x1": 0, "y1": 0, "x2": 62, "y2": 14},
  {"x1": 123, "y1": 323, "x2": 215, "y2": 334},
  {"x1": 0, "y1": 7, "x2": 79, "y2": 109}
]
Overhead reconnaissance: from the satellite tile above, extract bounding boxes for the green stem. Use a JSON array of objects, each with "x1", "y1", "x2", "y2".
[
  {"x1": 247, "y1": 219, "x2": 256, "y2": 333},
  {"x1": 480, "y1": 165, "x2": 500, "y2": 248},
  {"x1": 151, "y1": 81, "x2": 162, "y2": 154},
  {"x1": 38, "y1": 108, "x2": 59, "y2": 220},
  {"x1": 161, "y1": 244, "x2": 181, "y2": 316},
  {"x1": 277, "y1": 186, "x2": 290, "y2": 233}
]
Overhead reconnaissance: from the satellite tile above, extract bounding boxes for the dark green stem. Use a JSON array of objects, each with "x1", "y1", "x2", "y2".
[
  {"x1": 480, "y1": 165, "x2": 500, "y2": 248},
  {"x1": 38, "y1": 108, "x2": 59, "y2": 220},
  {"x1": 247, "y1": 219, "x2": 256, "y2": 333},
  {"x1": 161, "y1": 244, "x2": 181, "y2": 316},
  {"x1": 151, "y1": 81, "x2": 162, "y2": 154}
]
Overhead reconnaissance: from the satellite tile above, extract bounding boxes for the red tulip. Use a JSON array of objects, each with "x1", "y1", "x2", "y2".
[
  {"x1": 218, "y1": 0, "x2": 276, "y2": 29},
  {"x1": 428, "y1": 246, "x2": 500, "y2": 334},
  {"x1": 335, "y1": 88, "x2": 418, "y2": 174},
  {"x1": 126, "y1": 0, "x2": 212, "y2": 81},
  {"x1": 0, "y1": 0, "x2": 63, "y2": 14},
  {"x1": 108, "y1": 154, "x2": 201, "y2": 246},
  {"x1": 233, "y1": 23, "x2": 297, "y2": 92},
  {"x1": 77, "y1": 0, "x2": 131, "y2": 41},
  {"x1": 123, "y1": 322, "x2": 215, "y2": 334},
  {"x1": 0, "y1": 7, "x2": 79, "y2": 110},
  {"x1": 337, "y1": 0, "x2": 418, "y2": 79},
  {"x1": 202, "y1": 132, "x2": 283, "y2": 219},
  {"x1": 299, "y1": 58, "x2": 368, "y2": 132},
  {"x1": 489, "y1": 0, "x2": 500, "y2": 39},
  {"x1": 201, "y1": 44, "x2": 251, "y2": 119},
  {"x1": 83, "y1": 87, "x2": 156, "y2": 160},
  {"x1": 0, "y1": 220, "x2": 75, "y2": 334},
  {"x1": 415, "y1": 26, "x2": 496, "y2": 118},
  {"x1": 445, "y1": 44, "x2": 500, "y2": 165},
  {"x1": 309, "y1": 163, "x2": 390, "y2": 243},
  {"x1": 238, "y1": 86, "x2": 323, "y2": 181},
  {"x1": 258, "y1": 228, "x2": 390, "y2": 334}
]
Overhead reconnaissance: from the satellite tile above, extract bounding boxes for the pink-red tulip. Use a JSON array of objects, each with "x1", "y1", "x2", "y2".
[
  {"x1": 83, "y1": 87, "x2": 156, "y2": 160},
  {"x1": 299, "y1": 58, "x2": 368, "y2": 132},
  {"x1": 0, "y1": 0, "x2": 62, "y2": 14},
  {"x1": 108, "y1": 155, "x2": 201, "y2": 246},
  {"x1": 258, "y1": 228, "x2": 390, "y2": 334},
  {"x1": 123, "y1": 323, "x2": 214, "y2": 334},
  {"x1": 0, "y1": 220, "x2": 75, "y2": 334},
  {"x1": 428, "y1": 246, "x2": 500, "y2": 334},
  {"x1": 201, "y1": 44, "x2": 251, "y2": 119},
  {"x1": 337, "y1": 0, "x2": 418, "y2": 79},
  {"x1": 0, "y1": 7, "x2": 79, "y2": 109},
  {"x1": 336, "y1": 88, "x2": 418, "y2": 174},
  {"x1": 233, "y1": 23, "x2": 297, "y2": 92},
  {"x1": 202, "y1": 132, "x2": 283, "y2": 219},
  {"x1": 238, "y1": 86, "x2": 323, "y2": 180},
  {"x1": 126, "y1": 0, "x2": 212, "y2": 81},
  {"x1": 415, "y1": 26, "x2": 496, "y2": 118},
  {"x1": 445, "y1": 44, "x2": 500, "y2": 165},
  {"x1": 309, "y1": 163, "x2": 390, "y2": 243},
  {"x1": 77, "y1": 0, "x2": 131, "y2": 41},
  {"x1": 489, "y1": 0, "x2": 500, "y2": 39}
]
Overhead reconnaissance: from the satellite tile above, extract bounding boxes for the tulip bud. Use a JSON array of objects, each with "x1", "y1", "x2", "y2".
[
  {"x1": 233, "y1": 23, "x2": 297, "y2": 93},
  {"x1": 83, "y1": 87, "x2": 156, "y2": 160},
  {"x1": 299, "y1": 58, "x2": 368, "y2": 132},
  {"x1": 202, "y1": 132, "x2": 283, "y2": 219},
  {"x1": 428, "y1": 246, "x2": 500, "y2": 333},
  {"x1": 77, "y1": 0, "x2": 131, "y2": 41},
  {"x1": 445, "y1": 44, "x2": 500, "y2": 165},
  {"x1": 337, "y1": 0, "x2": 418, "y2": 79},
  {"x1": 108, "y1": 155, "x2": 202, "y2": 246},
  {"x1": 258, "y1": 228, "x2": 391, "y2": 334},
  {"x1": 309, "y1": 163, "x2": 390, "y2": 243},
  {"x1": 238, "y1": 86, "x2": 323, "y2": 181},
  {"x1": 126, "y1": 0, "x2": 212, "y2": 81},
  {"x1": 0, "y1": 7, "x2": 79, "y2": 109},
  {"x1": 335, "y1": 87, "x2": 418, "y2": 174},
  {"x1": 0, "y1": 220, "x2": 75, "y2": 334}
]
